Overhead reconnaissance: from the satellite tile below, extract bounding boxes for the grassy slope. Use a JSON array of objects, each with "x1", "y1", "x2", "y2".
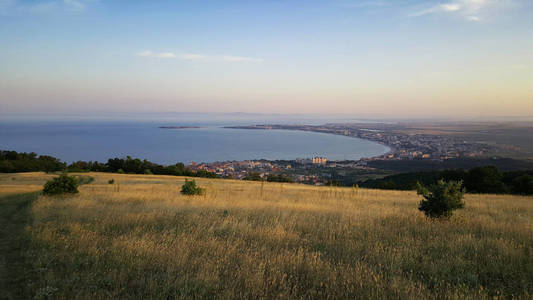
[{"x1": 1, "y1": 172, "x2": 532, "y2": 299}]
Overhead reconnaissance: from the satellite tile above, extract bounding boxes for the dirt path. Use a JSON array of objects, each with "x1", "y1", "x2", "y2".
[{"x1": 0, "y1": 192, "x2": 38, "y2": 299}]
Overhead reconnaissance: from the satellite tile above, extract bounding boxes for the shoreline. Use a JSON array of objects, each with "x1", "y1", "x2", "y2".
[
  {"x1": 223, "y1": 125, "x2": 393, "y2": 161},
  {"x1": 159, "y1": 126, "x2": 203, "y2": 129}
]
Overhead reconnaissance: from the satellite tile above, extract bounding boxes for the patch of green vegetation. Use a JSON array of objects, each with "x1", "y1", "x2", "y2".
[
  {"x1": 417, "y1": 180, "x2": 465, "y2": 218},
  {"x1": 360, "y1": 167, "x2": 533, "y2": 195},
  {"x1": 0, "y1": 150, "x2": 65, "y2": 173},
  {"x1": 180, "y1": 179, "x2": 204, "y2": 195},
  {"x1": 42, "y1": 173, "x2": 79, "y2": 195}
]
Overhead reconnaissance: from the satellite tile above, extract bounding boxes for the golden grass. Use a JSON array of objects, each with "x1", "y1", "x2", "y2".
[
  {"x1": 0, "y1": 172, "x2": 53, "y2": 196},
  {"x1": 0, "y1": 185, "x2": 43, "y2": 196},
  {"x1": 2, "y1": 172, "x2": 532, "y2": 298}
]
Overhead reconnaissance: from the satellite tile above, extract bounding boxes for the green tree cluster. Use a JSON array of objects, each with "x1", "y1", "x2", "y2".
[
  {"x1": 1, "y1": 150, "x2": 216, "y2": 179},
  {"x1": 360, "y1": 166, "x2": 533, "y2": 195},
  {"x1": 0, "y1": 150, "x2": 65, "y2": 173}
]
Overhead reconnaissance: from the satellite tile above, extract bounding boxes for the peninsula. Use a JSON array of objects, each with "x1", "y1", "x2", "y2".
[{"x1": 159, "y1": 126, "x2": 203, "y2": 129}]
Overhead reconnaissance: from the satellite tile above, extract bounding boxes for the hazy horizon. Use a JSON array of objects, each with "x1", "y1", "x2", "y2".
[
  {"x1": 2, "y1": 111, "x2": 533, "y2": 123},
  {"x1": 1, "y1": 0, "x2": 533, "y2": 118}
]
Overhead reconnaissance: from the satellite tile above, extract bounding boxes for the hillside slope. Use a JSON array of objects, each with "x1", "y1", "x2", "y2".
[{"x1": 1, "y1": 172, "x2": 532, "y2": 298}]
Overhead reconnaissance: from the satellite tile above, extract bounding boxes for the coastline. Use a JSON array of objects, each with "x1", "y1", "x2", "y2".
[
  {"x1": 159, "y1": 126, "x2": 203, "y2": 129},
  {"x1": 223, "y1": 125, "x2": 393, "y2": 161}
]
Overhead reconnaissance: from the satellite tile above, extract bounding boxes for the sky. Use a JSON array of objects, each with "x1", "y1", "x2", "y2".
[{"x1": 1, "y1": 0, "x2": 532, "y2": 119}]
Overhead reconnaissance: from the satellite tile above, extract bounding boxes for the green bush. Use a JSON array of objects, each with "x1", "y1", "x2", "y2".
[
  {"x1": 267, "y1": 174, "x2": 293, "y2": 183},
  {"x1": 43, "y1": 173, "x2": 79, "y2": 195},
  {"x1": 181, "y1": 179, "x2": 204, "y2": 195},
  {"x1": 417, "y1": 180, "x2": 465, "y2": 218},
  {"x1": 243, "y1": 172, "x2": 263, "y2": 181}
]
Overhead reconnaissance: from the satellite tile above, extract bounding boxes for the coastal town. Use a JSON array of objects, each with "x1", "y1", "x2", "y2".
[
  {"x1": 186, "y1": 123, "x2": 502, "y2": 185},
  {"x1": 226, "y1": 123, "x2": 497, "y2": 161},
  {"x1": 187, "y1": 158, "x2": 329, "y2": 184}
]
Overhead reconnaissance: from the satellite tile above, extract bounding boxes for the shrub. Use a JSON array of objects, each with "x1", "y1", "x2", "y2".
[
  {"x1": 117, "y1": 169, "x2": 125, "y2": 174},
  {"x1": 266, "y1": 174, "x2": 293, "y2": 183},
  {"x1": 43, "y1": 173, "x2": 79, "y2": 195},
  {"x1": 417, "y1": 180, "x2": 465, "y2": 218},
  {"x1": 181, "y1": 179, "x2": 204, "y2": 195},
  {"x1": 108, "y1": 179, "x2": 115, "y2": 184},
  {"x1": 243, "y1": 172, "x2": 263, "y2": 181},
  {"x1": 143, "y1": 169, "x2": 153, "y2": 175}
]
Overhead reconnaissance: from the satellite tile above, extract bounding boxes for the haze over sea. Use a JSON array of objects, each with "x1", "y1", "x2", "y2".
[{"x1": 0, "y1": 114, "x2": 389, "y2": 164}]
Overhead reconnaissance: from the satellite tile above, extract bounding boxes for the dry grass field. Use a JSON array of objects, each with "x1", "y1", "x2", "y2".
[{"x1": 1, "y1": 172, "x2": 532, "y2": 299}]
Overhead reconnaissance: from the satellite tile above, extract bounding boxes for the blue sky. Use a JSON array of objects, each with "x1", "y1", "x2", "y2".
[{"x1": 1, "y1": 0, "x2": 532, "y2": 118}]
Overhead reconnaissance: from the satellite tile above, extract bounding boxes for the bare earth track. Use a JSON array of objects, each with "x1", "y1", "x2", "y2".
[{"x1": 0, "y1": 192, "x2": 38, "y2": 299}]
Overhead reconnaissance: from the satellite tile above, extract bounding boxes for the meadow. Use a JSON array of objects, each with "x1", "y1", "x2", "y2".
[{"x1": 0, "y1": 172, "x2": 531, "y2": 299}]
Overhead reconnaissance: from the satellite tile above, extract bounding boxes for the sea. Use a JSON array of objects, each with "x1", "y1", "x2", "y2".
[{"x1": 0, "y1": 115, "x2": 390, "y2": 164}]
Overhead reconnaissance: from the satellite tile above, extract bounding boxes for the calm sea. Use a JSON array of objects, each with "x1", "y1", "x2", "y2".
[{"x1": 0, "y1": 120, "x2": 389, "y2": 164}]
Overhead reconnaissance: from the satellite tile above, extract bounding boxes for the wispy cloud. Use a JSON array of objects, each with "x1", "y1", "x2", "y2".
[
  {"x1": 178, "y1": 53, "x2": 206, "y2": 60},
  {"x1": 222, "y1": 55, "x2": 263, "y2": 62},
  {"x1": 137, "y1": 51, "x2": 263, "y2": 63},
  {"x1": 408, "y1": 0, "x2": 510, "y2": 21},
  {"x1": 137, "y1": 51, "x2": 176, "y2": 58},
  {"x1": 0, "y1": 0, "x2": 93, "y2": 14}
]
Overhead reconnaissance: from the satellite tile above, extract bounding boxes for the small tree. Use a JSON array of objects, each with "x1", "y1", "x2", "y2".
[
  {"x1": 181, "y1": 179, "x2": 204, "y2": 195},
  {"x1": 417, "y1": 180, "x2": 465, "y2": 218},
  {"x1": 43, "y1": 173, "x2": 79, "y2": 195}
]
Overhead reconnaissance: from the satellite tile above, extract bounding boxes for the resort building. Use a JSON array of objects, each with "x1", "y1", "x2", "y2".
[{"x1": 312, "y1": 157, "x2": 327, "y2": 165}]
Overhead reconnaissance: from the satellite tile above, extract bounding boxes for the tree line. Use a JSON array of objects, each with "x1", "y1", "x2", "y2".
[
  {"x1": 359, "y1": 166, "x2": 533, "y2": 195},
  {"x1": 0, "y1": 150, "x2": 216, "y2": 178}
]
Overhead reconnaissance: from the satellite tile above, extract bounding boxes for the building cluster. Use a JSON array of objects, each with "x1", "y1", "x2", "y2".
[
  {"x1": 346, "y1": 127, "x2": 493, "y2": 161},
  {"x1": 187, "y1": 158, "x2": 336, "y2": 185},
  {"x1": 188, "y1": 160, "x2": 289, "y2": 180},
  {"x1": 312, "y1": 157, "x2": 327, "y2": 165},
  {"x1": 243, "y1": 123, "x2": 495, "y2": 162},
  {"x1": 192, "y1": 123, "x2": 503, "y2": 185}
]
